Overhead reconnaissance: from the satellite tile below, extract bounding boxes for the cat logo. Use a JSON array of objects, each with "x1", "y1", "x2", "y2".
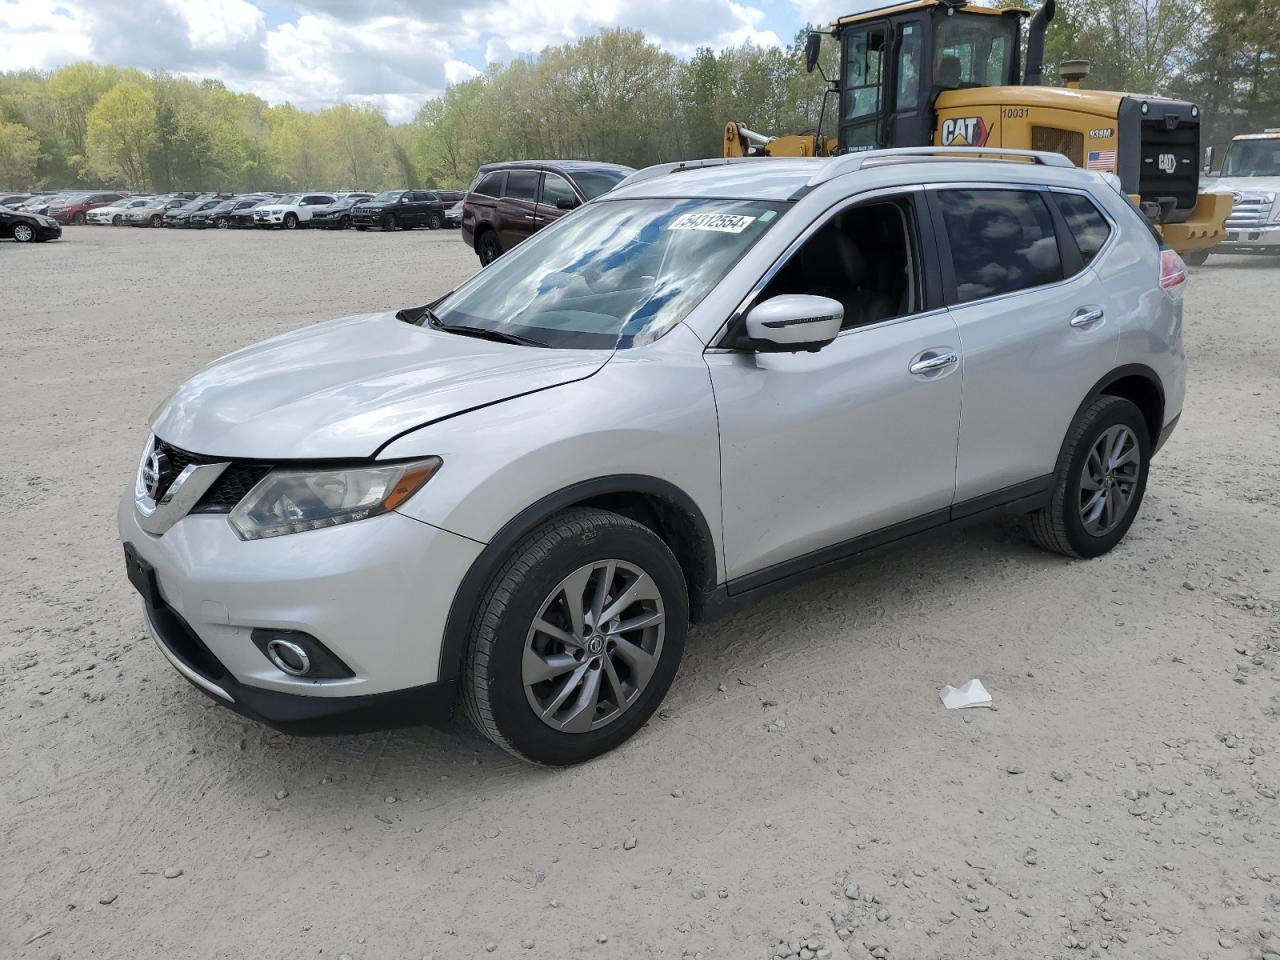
[
  {"x1": 1158, "y1": 153, "x2": 1178, "y2": 174},
  {"x1": 940, "y1": 116, "x2": 991, "y2": 147}
]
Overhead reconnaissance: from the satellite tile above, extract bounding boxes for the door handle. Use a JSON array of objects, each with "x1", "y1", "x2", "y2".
[
  {"x1": 1070, "y1": 306, "x2": 1105, "y2": 328},
  {"x1": 524, "y1": 214, "x2": 536, "y2": 220},
  {"x1": 909, "y1": 351, "x2": 959, "y2": 376}
]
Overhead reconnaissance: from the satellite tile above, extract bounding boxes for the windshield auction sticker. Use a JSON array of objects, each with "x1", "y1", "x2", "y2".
[{"x1": 668, "y1": 212, "x2": 757, "y2": 234}]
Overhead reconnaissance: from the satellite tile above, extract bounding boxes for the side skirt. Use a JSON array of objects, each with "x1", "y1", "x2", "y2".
[{"x1": 701, "y1": 475, "x2": 1053, "y2": 621}]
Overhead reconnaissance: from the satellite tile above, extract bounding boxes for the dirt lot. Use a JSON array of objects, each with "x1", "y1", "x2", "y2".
[{"x1": 2, "y1": 226, "x2": 1278, "y2": 960}]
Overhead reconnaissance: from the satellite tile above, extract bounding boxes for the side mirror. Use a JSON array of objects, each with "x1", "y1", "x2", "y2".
[
  {"x1": 805, "y1": 33, "x2": 822, "y2": 74},
  {"x1": 556, "y1": 196, "x2": 580, "y2": 210},
  {"x1": 741, "y1": 294, "x2": 843, "y2": 353}
]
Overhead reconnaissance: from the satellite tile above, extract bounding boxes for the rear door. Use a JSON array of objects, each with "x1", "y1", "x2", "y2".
[
  {"x1": 496, "y1": 169, "x2": 541, "y2": 249},
  {"x1": 928, "y1": 186, "x2": 1120, "y2": 507},
  {"x1": 535, "y1": 172, "x2": 581, "y2": 232}
]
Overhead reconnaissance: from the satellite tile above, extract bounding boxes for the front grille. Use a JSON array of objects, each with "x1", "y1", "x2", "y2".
[
  {"x1": 152, "y1": 439, "x2": 271, "y2": 513},
  {"x1": 1226, "y1": 195, "x2": 1273, "y2": 230}
]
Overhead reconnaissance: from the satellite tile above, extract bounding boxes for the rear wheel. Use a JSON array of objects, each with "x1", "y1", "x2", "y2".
[
  {"x1": 339, "y1": 215, "x2": 350, "y2": 230},
  {"x1": 463, "y1": 508, "x2": 688, "y2": 765},
  {"x1": 382, "y1": 214, "x2": 397, "y2": 231},
  {"x1": 477, "y1": 230, "x2": 502, "y2": 266},
  {"x1": 1028, "y1": 395, "x2": 1151, "y2": 559},
  {"x1": 12, "y1": 222, "x2": 35, "y2": 242}
]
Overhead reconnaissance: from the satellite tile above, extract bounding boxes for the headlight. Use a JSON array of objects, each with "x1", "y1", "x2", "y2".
[{"x1": 229, "y1": 458, "x2": 441, "y2": 540}]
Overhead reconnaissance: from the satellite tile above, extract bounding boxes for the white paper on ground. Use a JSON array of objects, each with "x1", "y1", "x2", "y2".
[{"x1": 939, "y1": 678, "x2": 993, "y2": 710}]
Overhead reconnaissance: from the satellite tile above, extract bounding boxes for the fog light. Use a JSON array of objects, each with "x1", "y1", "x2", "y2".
[
  {"x1": 266, "y1": 638, "x2": 310, "y2": 676},
  {"x1": 251, "y1": 628, "x2": 355, "y2": 680}
]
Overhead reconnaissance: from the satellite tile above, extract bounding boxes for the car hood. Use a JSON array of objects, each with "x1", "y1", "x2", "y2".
[
  {"x1": 1205, "y1": 176, "x2": 1280, "y2": 198},
  {"x1": 149, "y1": 311, "x2": 613, "y2": 460},
  {"x1": 255, "y1": 205, "x2": 288, "y2": 213}
]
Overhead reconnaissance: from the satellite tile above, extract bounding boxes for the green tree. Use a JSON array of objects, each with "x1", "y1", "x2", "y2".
[
  {"x1": 85, "y1": 79, "x2": 156, "y2": 188},
  {"x1": 0, "y1": 120, "x2": 40, "y2": 189}
]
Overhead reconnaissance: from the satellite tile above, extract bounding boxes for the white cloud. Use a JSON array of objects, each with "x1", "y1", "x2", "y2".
[{"x1": 3, "y1": 0, "x2": 789, "y2": 122}]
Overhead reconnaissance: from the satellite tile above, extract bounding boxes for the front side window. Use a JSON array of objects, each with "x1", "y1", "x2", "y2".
[
  {"x1": 434, "y1": 198, "x2": 788, "y2": 349},
  {"x1": 937, "y1": 189, "x2": 1063, "y2": 304},
  {"x1": 504, "y1": 170, "x2": 540, "y2": 202},
  {"x1": 934, "y1": 13, "x2": 1016, "y2": 89},
  {"x1": 757, "y1": 197, "x2": 920, "y2": 331},
  {"x1": 541, "y1": 174, "x2": 576, "y2": 207},
  {"x1": 843, "y1": 24, "x2": 886, "y2": 123},
  {"x1": 1052, "y1": 192, "x2": 1112, "y2": 266}
]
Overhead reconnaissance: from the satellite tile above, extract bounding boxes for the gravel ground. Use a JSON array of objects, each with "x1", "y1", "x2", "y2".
[{"x1": 2, "y1": 226, "x2": 1278, "y2": 960}]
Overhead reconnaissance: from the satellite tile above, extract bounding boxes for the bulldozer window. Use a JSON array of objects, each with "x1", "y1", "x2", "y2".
[
  {"x1": 843, "y1": 25, "x2": 887, "y2": 123},
  {"x1": 934, "y1": 14, "x2": 1017, "y2": 89},
  {"x1": 896, "y1": 23, "x2": 923, "y2": 112},
  {"x1": 758, "y1": 198, "x2": 919, "y2": 331}
]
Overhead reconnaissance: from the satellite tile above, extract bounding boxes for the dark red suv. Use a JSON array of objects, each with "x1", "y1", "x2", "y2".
[
  {"x1": 49, "y1": 192, "x2": 126, "y2": 225},
  {"x1": 460, "y1": 160, "x2": 634, "y2": 265}
]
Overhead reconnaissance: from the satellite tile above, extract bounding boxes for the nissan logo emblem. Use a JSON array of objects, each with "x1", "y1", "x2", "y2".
[{"x1": 142, "y1": 447, "x2": 170, "y2": 500}]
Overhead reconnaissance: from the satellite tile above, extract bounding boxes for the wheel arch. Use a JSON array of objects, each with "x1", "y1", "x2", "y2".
[
  {"x1": 437, "y1": 475, "x2": 718, "y2": 684},
  {"x1": 1088, "y1": 364, "x2": 1165, "y2": 449}
]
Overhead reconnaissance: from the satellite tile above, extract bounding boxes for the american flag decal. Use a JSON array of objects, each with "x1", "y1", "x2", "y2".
[{"x1": 1087, "y1": 150, "x2": 1117, "y2": 171}]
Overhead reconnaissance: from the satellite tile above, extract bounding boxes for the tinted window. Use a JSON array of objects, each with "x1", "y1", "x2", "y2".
[
  {"x1": 569, "y1": 170, "x2": 627, "y2": 199},
  {"x1": 541, "y1": 174, "x2": 576, "y2": 207},
  {"x1": 504, "y1": 170, "x2": 540, "y2": 202},
  {"x1": 473, "y1": 172, "x2": 504, "y2": 197},
  {"x1": 938, "y1": 189, "x2": 1063, "y2": 304},
  {"x1": 1053, "y1": 192, "x2": 1112, "y2": 265}
]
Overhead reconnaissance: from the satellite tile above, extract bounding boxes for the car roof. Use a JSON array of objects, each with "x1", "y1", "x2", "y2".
[
  {"x1": 477, "y1": 159, "x2": 636, "y2": 175},
  {"x1": 609, "y1": 149, "x2": 1091, "y2": 201}
]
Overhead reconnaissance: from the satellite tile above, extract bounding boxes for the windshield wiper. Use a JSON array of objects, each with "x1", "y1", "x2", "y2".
[{"x1": 428, "y1": 316, "x2": 548, "y2": 348}]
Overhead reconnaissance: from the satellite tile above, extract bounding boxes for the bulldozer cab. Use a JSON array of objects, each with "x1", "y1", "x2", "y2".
[{"x1": 832, "y1": 0, "x2": 1030, "y2": 152}]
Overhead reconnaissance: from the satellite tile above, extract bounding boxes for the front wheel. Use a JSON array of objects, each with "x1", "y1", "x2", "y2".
[
  {"x1": 72, "y1": 212, "x2": 85, "y2": 225},
  {"x1": 215, "y1": 217, "x2": 228, "y2": 229},
  {"x1": 427, "y1": 211, "x2": 443, "y2": 230},
  {"x1": 150, "y1": 214, "x2": 162, "y2": 227},
  {"x1": 12, "y1": 223, "x2": 35, "y2": 242},
  {"x1": 112, "y1": 215, "x2": 122, "y2": 226},
  {"x1": 463, "y1": 508, "x2": 689, "y2": 765},
  {"x1": 477, "y1": 230, "x2": 502, "y2": 266},
  {"x1": 382, "y1": 214, "x2": 397, "y2": 231},
  {"x1": 1027, "y1": 395, "x2": 1151, "y2": 559},
  {"x1": 283, "y1": 212, "x2": 298, "y2": 230},
  {"x1": 339, "y1": 215, "x2": 350, "y2": 230}
]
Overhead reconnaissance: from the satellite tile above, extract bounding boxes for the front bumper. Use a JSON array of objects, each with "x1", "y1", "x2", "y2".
[
  {"x1": 119, "y1": 494, "x2": 484, "y2": 732},
  {"x1": 32, "y1": 222, "x2": 62, "y2": 240},
  {"x1": 1213, "y1": 224, "x2": 1280, "y2": 254}
]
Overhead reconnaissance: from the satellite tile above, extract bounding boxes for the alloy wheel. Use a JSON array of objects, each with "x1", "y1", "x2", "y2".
[
  {"x1": 13, "y1": 223, "x2": 34, "y2": 242},
  {"x1": 522, "y1": 560, "x2": 666, "y2": 734},
  {"x1": 1078, "y1": 425, "x2": 1141, "y2": 537}
]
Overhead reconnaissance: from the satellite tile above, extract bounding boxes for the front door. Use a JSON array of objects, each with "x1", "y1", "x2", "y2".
[
  {"x1": 706, "y1": 191, "x2": 963, "y2": 588},
  {"x1": 535, "y1": 172, "x2": 580, "y2": 232},
  {"x1": 497, "y1": 169, "x2": 541, "y2": 250}
]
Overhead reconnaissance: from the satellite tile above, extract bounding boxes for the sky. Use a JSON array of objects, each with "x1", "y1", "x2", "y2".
[{"x1": 0, "y1": 0, "x2": 871, "y2": 123}]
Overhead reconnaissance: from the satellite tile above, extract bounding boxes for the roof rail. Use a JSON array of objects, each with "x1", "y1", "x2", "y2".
[
  {"x1": 807, "y1": 146, "x2": 1076, "y2": 187},
  {"x1": 615, "y1": 156, "x2": 773, "y2": 190}
]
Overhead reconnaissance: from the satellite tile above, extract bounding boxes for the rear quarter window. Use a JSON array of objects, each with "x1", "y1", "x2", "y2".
[
  {"x1": 1052, "y1": 192, "x2": 1113, "y2": 264},
  {"x1": 472, "y1": 172, "x2": 505, "y2": 198}
]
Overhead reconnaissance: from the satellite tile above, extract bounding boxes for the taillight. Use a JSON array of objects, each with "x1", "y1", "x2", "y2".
[{"x1": 1159, "y1": 248, "x2": 1186, "y2": 291}]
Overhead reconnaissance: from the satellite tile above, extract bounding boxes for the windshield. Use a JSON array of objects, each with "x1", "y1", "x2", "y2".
[
  {"x1": 372, "y1": 191, "x2": 404, "y2": 203},
  {"x1": 433, "y1": 198, "x2": 788, "y2": 349},
  {"x1": 570, "y1": 170, "x2": 629, "y2": 199},
  {"x1": 274, "y1": 195, "x2": 298, "y2": 205},
  {"x1": 1221, "y1": 139, "x2": 1280, "y2": 177}
]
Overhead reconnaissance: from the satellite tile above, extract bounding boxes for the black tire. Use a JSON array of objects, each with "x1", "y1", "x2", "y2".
[
  {"x1": 462, "y1": 508, "x2": 689, "y2": 765},
  {"x1": 215, "y1": 217, "x2": 228, "y2": 229},
  {"x1": 355, "y1": 225, "x2": 367, "y2": 231},
  {"x1": 339, "y1": 215, "x2": 350, "y2": 230},
  {"x1": 1182, "y1": 249, "x2": 1210, "y2": 267},
  {"x1": 382, "y1": 214, "x2": 397, "y2": 231},
  {"x1": 72, "y1": 212, "x2": 85, "y2": 225},
  {"x1": 427, "y1": 211, "x2": 443, "y2": 230},
  {"x1": 1027, "y1": 395, "x2": 1151, "y2": 559},
  {"x1": 112, "y1": 214, "x2": 122, "y2": 226},
  {"x1": 477, "y1": 230, "x2": 502, "y2": 266},
  {"x1": 283, "y1": 212, "x2": 298, "y2": 230},
  {"x1": 12, "y1": 222, "x2": 35, "y2": 242},
  {"x1": 150, "y1": 214, "x2": 163, "y2": 227}
]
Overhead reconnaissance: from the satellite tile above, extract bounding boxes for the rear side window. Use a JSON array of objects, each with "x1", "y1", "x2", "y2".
[
  {"x1": 504, "y1": 170, "x2": 540, "y2": 202},
  {"x1": 937, "y1": 189, "x2": 1063, "y2": 304},
  {"x1": 472, "y1": 172, "x2": 505, "y2": 197},
  {"x1": 1052, "y1": 192, "x2": 1112, "y2": 265}
]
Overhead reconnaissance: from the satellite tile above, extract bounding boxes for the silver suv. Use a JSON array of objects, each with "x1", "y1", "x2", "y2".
[{"x1": 119, "y1": 148, "x2": 1187, "y2": 765}]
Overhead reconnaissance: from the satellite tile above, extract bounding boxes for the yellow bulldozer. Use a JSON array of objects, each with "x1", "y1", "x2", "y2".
[{"x1": 724, "y1": 0, "x2": 1229, "y2": 256}]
